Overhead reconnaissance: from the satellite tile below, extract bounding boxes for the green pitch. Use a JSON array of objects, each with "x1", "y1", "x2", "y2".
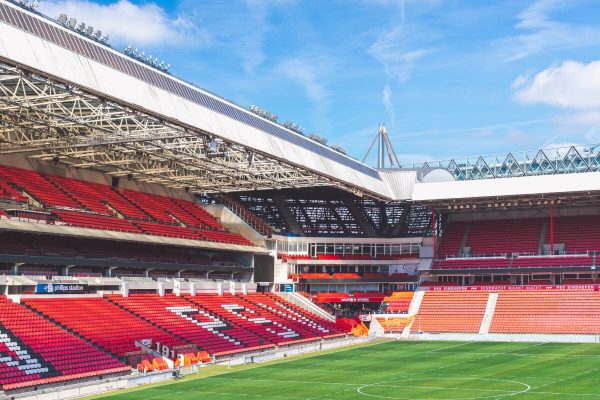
[{"x1": 90, "y1": 340, "x2": 600, "y2": 399}]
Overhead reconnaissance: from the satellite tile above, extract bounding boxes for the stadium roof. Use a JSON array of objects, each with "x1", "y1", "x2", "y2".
[
  {"x1": 0, "y1": 0, "x2": 393, "y2": 199},
  {"x1": 2, "y1": 0, "x2": 600, "y2": 203}
]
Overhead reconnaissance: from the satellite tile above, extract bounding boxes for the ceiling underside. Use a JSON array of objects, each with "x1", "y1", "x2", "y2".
[{"x1": 0, "y1": 61, "x2": 374, "y2": 196}]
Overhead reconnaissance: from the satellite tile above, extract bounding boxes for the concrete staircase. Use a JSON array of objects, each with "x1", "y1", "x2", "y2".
[
  {"x1": 458, "y1": 224, "x2": 472, "y2": 255},
  {"x1": 538, "y1": 221, "x2": 548, "y2": 254},
  {"x1": 479, "y1": 292, "x2": 498, "y2": 334},
  {"x1": 408, "y1": 290, "x2": 425, "y2": 315},
  {"x1": 402, "y1": 290, "x2": 426, "y2": 336},
  {"x1": 277, "y1": 292, "x2": 336, "y2": 323}
]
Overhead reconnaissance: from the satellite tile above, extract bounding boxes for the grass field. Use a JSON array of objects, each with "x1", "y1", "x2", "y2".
[{"x1": 91, "y1": 340, "x2": 600, "y2": 399}]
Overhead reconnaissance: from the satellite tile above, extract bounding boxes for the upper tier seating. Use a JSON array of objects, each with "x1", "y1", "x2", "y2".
[
  {"x1": 436, "y1": 257, "x2": 510, "y2": 269},
  {"x1": 0, "y1": 166, "x2": 82, "y2": 209},
  {"x1": 0, "y1": 164, "x2": 254, "y2": 247},
  {"x1": 465, "y1": 219, "x2": 543, "y2": 256},
  {"x1": 412, "y1": 291, "x2": 489, "y2": 333},
  {"x1": 53, "y1": 210, "x2": 141, "y2": 234},
  {"x1": 436, "y1": 255, "x2": 594, "y2": 270},
  {"x1": 546, "y1": 216, "x2": 600, "y2": 252},
  {"x1": 490, "y1": 290, "x2": 600, "y2": 334},
  {"x1": 0, "y1": 296, "x2": 127, "y2": 391},
  {"x1": 0, "y1": 175, "x2": 28, "y2": 203},
  {"x1": 22, "y1": 297, "x2": 183, "y2": 357},
  {"x1": 170, "y1": 198, "x2": 224, "y2": 230},
  {"x1": 510, "y1": 255, "x2": 594, "y2": 268},
  {"x1": 437, "y1": 221, "x2": 469, "y2": 257}
]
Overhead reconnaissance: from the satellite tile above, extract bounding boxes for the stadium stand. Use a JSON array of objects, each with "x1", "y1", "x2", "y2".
[
  {"x1": 382, "y1": 292, "x2": 414, "y2": 313},
  {"x1": 490, "y1": 290, "x2": 600, "y2": 334},
  {"x1": 0, "y1": 296, "x2": 127, "y2": 391},
  {"x1": 412, "y1": 291, "x2": 489, "y2": 333},
  {"x1": 545, "y1": 216, "x2": 600, "y2": 252},
  {"x1": 0, "y1": 164, "x2": 253, "y2": 246},
  {"x1": 22, "y1": 297, "x2": 184, "y2": 357}
]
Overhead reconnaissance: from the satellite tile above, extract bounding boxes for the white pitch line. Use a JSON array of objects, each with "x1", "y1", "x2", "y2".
[{"x1": 426, "y1": 341, "x2": 476, "y2": 353}]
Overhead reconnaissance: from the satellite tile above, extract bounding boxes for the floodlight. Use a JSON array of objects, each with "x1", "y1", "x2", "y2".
[
  {"x1": 67, "y1": 18, "x2": 77, "y2": 29},
  {"x1": 94, "y1": 30, "x2": 102, "y2": 40},
  {"x1": 85, "y1": 26, "x2": 93, "y2": 36},
  {"x1": 102, "y1": 35, "x2": 109, "y2": 43},
  {"x1": 77, "y1": 22, "x2": 86, "y2": 31},
  {"x1": 57, "y1": 14, "x2": 68, "y2": 25},
  {"x1": 124, "y1": 45, "x2": 132, "y2": 54},
  {"x1": 31, "y1": 0, "x2": 39, "y2": 9}
]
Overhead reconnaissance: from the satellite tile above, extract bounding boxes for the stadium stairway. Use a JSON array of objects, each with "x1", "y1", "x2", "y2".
[
  {"x1": 278, "y1": 292, "x2": 336, "y2": 323},
  {"x1": 478, "y1": 292, "x2": 498, "y2": 334}
]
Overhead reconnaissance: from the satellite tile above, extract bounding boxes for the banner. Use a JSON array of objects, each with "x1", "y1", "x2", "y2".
[
  {"x1": 429, "y1": 284, "x2": 599, "y2": 291},
  {"x1": 35, "y1": 283, "x2": 87, "y2": 294}
]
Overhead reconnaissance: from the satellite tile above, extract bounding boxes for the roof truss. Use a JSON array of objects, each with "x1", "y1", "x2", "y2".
[{"x1": 0, "y1": 62, "x2": 364, "y2": 195}]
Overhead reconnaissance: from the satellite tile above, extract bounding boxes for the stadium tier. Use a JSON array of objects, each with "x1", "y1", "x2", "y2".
[
  {"x1": 0, "y1": 165, "x2": 253, "y2": 246},
  {"x1": 412, "y1": 291, "x2": 489, "y2": 333},
  {"x1": 0, "y1": 296, "x2": 128, "y2": 391},
  {"x1": 382, "y1": 291, "x2": 414, "y2": 313},
  {"x1": 22, "y1": 297, "x2": 185, "y2": 357},
  {"x1": 490, "y1": 290, "x2": 600, "y2": 334}
]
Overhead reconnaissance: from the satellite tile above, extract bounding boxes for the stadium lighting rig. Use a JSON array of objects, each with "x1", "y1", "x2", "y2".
[
  {"x1": 124, "y1": 45, "x2": 171, "y2": 73},
  {"x1": 283, "y1": 121, "x2": 304, "y2": 135},
  {"x1": 10, "y1": 0, "x2": 39, "y2": 10},
  {"x1": 249, "y1": 105, "x2": 278, "y2": 123},
  {"x1": 56, "y1": 13, "x2": 109, "y2": 43}
]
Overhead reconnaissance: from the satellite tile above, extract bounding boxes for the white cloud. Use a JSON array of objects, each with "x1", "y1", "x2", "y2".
[
  {"x1": 39, "y1": 0, "x2": 206, "y2": 46},
  {"x1": 368, "y1": 26, "x2": 431, "y2": 83},
  {"x1": 368, "y1": 23, "x2": 431, "y2": 124},
  {"x1": 276, "y1": 56, "x2": 330, "y2": 106},
  {"x1": 513, "y1": 60, "x2": 600, "y2": 109},
  {"x1": 557, "y1": 110, "x2": 600, "y2": 126},
  {"x1": 382, "y1": 83, "x2": 395, "y2": 125},
  {"x1": 497, "y1": 0, "x2": 600, "y2": 61},
  {"x1": 237, "y1": 0, "x2": 292, "y2": 74}
]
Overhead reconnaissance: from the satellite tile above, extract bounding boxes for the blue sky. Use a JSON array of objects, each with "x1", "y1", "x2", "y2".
[{"x1": 39, "y1": 0, "x2": 600, "y2": 166}]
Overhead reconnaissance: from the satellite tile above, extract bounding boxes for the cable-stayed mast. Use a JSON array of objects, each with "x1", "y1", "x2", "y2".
[{"x1": 362, "y1": 123, "x2": 401, "y2": 169}]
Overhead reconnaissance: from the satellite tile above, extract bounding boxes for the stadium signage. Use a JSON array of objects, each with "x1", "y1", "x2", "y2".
[
  {"x1": 35, "y1": 283, "x2": 87, "y2": 294},
  {"x1": 429, "y1": 284, "x2": 599, "y2": 291},
  {"x1": 341, "y1": 296, "x2": 386, "y2": 303}
]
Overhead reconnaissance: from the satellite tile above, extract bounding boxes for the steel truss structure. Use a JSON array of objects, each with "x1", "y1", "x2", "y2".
[
  {"x1": 231, "y1": 189, "x2": 435, "y2": 238},
  {"x1": 0, "y1": 62, "x2": 363, "y2": 194},
  {"x1": 409, "y1": 144, "x2": 600, "y2": 181}
]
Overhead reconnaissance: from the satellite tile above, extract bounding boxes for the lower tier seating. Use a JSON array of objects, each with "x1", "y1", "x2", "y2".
[
  {"x1": 490, "y1": 290, "x2": 600, "y2": 334},
  {"x1": 412, "y1": 291, "x2": 489, "y2": 333},
  {"x1": 383, "y1": 292, "x2": 414, "y2": 313},
  {"x1": 105, "y1": 294, "x2": 260, "y2": 354},
  {"x1": 0, "y1": 296, "x2": 127, "y2": 391},
  {"x1": 22, "y1": 297, "x2": 184, "y2": 357}
]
